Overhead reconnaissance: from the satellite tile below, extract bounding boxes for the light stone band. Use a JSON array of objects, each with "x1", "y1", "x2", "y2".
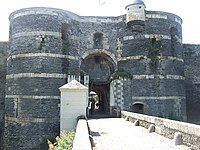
[
  {"x1": 123, "y1": 34, "x2": 182, "y2": 43},
  {"x1": 10, "y1": 9, "x2": 123, "y2": 23},
  {"x1": 146, "y1": 14, "x2": 182, "y2": 25},
  {"x1": 123, "y1": 34, "x2": 170, "y2": 41},
  {"x1": 5, "y1": 116, "x2": 59, "y2": 123},
  {"x1": 123, "y1": 34, "x2": 171, "y2": 41},
  {"x1": 7, "y1": 53, "x2": 79, "y2": 61},
  {"x1": 11, "y1": 10, "x2": 59, "y2": 20},
  {"x1": 132, "y1": 96, "x2": 186, "y2": 100},
  {"x1": 6, "y1": 73, "x2": 67, "y2": 79},
  {"x1": 6, "y1": 73, "x2": 185, "y2": 80},
  {"x1": 12, "y1": 31, "x2": 61, "y2": 38},
  {"x1": 6, "y1": 95, "x2": 60, "y2": 100},
  {"x1": 119, "y1": 55, "x2": 184, "y2": 62},
  {"x1": 146, "y1": 14, "x2": 168, "y2": 19},
  {"x1": 10, "y1": 10, "x2": 182, "y2": 25},
  {"x1": 132, "y1": 75, "x2": 185, "y2": 80}
]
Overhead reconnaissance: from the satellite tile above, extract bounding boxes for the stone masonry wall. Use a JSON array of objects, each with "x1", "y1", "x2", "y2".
[
  {"x1": 0, "y1": 42, "x2": 8, "y2": 149},
  {"x1": 183, "y1": 44, "x2": 200, "y2": 124}
]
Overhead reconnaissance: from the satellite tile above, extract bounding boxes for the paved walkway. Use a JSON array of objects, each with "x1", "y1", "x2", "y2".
[{"x1": 88, "y1": 118, "x2": 190, "y2": 150}]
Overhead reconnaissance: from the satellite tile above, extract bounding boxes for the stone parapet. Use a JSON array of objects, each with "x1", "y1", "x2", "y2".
[
  {"x1": 72, "y1": 119, "x2": 92, "y2": 150},
  {"x1": 122, "y1": 111, "x2": 200, "y2": 149}
]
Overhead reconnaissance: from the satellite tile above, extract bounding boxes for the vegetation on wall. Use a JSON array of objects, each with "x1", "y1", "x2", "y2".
[
  {"x1": 170, "y1": 27, "x2": 178, "y2": 57},
  {"x1": 110, "y1": 69, "x2": 132, "y2": 80},
  {"x1": 61, "y1": 22, "x2": 70, "y2": 55},
  {"x1": 148, "y1": 38, "x2": 163, "y2": 72},
  {"x1": 167, "y1": 112, "x2": 183, "y2": 121},
  {"x1": 62, "y1": 39, "x2": 69, "y2": 54}
]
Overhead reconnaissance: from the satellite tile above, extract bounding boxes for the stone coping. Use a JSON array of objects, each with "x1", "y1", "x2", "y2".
[
  {"x1": 122, "y1": 111, "x2": 200, "y2": 149},
  {"x1": 72, "y1": 119, "x2": 92, "y2": 150},
  {"x1": 59, "y1": 80, "x2": 88, "y2": 91}
]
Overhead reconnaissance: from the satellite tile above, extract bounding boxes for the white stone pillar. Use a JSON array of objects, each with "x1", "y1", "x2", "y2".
[{"x1": 59, "y1": 80, "x2": 88, "y2": 131}]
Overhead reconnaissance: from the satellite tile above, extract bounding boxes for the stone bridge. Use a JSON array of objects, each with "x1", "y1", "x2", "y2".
[{"x1": 72, "y1": 111, "x2": 200, "y2": 150}]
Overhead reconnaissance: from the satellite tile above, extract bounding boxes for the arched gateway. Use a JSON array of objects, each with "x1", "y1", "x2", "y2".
[{"x1": 81, "y1": 52, "x2": 116, "y2": 117}]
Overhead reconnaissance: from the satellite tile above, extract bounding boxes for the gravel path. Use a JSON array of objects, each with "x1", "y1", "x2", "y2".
[{"x1": 88, "y1": 118, "x2": 191, "y2": 150}]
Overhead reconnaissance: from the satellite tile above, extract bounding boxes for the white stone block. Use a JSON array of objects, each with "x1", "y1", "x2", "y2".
[{"x1": 59, "y1": 80, "x2": 88, "y2": 131}]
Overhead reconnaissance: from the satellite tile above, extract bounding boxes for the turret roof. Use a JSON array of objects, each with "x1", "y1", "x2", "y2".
[{"x1": 133, "y1": 0, "x2": 145, "y2": 4}]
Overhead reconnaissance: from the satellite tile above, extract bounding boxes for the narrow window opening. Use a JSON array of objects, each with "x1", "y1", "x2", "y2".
[
  {"x1": 170, "y1": 27, "x2": 178, "y2": 56},
  {"x1": 61, "y1": 23, "x2": 68, "y2": 40},
  {"x1": 39, "y1": 35, "x2": 45, "y2": 50},
  {"x1": 93, "y1": 32, "x2": 103, "y2": 49},
  {"x1": 151, "y1": 36, "x2": 156, "y2": 45},
  {"x1": 40, "y1": 35, "x2": 45, "y2": 43},
  {"x1": 61, "y1": 23, "x2": 69, "y2": 55}
]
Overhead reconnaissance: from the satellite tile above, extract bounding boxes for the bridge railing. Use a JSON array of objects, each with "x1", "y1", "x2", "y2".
[
  {"x1": 122, "y1": 111, "x2": 200, "y2": 150},
  {"x1": 72, "y1": 119, "x2": 92, "y2": 150}
]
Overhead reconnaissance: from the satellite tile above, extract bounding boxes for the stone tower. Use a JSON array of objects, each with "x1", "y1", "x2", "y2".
[
  {"x1": 4, "y1": 8, "x2": 66, "y2": 149},
  {"x1": 118, "y1": 0, "x2": 187, "y2": 120},
  {"x1": 125, "y1": 0, "x2": 146, "y2": 31}
]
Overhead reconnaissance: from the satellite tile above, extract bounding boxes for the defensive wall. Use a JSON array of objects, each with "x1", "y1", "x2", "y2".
[
  {"x1": 0, "y1": 42, "x2": 8, "y2": 148},
  {"x1": 0, "y1": 5, "x2": 198, "y2": 149},
  {"x1": 183, "y1": 44, "x2": 200, "y2": 124}
]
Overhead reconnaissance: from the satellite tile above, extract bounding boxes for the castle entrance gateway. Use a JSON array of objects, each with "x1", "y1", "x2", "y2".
[{"x1": 81, "y1": 53, "x2": 115, "y2": 117}]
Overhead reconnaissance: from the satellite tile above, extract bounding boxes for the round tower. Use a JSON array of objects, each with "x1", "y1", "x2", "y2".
[
  {"x1": 4, "y1": 7, "x2": 71, "y2": 149},
  {"x1": 125, "y1": 0, "x2": 146, "y2": 30},
  {"x1": 118, "y1": 9, "x2": 186, "y2": 121}
]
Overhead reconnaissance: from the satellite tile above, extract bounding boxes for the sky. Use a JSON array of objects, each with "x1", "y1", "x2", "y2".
[{"x1": 0, "y1": 0, "x2": 199, "y2": 44}]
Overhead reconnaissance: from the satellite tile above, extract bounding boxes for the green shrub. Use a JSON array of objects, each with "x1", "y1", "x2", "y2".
[
  {"x1": 49, "y1": 131, "x2": 75, "y2": 150},
  {"x1": 110, "y1": 69, "x2": 132, "y2": 80},
  {"x1": 57, "y1": 131, "x2": 75, "y2": 150}
]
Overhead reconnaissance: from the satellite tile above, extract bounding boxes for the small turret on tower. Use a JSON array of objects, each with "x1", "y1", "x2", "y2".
[{"x1": 125, "y1": 0, "x2": 146, "y2": 31}]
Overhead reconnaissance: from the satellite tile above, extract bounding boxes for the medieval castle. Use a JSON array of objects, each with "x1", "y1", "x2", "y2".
[{"x1": 0, "y1": 0, "x2": 200, "y2": 149}]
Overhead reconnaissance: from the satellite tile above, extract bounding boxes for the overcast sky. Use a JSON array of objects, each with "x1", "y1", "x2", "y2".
[{"x1": 0, "y1": 0, "x2": 199, "y2": 44}]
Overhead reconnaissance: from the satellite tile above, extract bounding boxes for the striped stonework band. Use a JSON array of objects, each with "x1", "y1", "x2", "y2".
[
  {"x1": 123, "y1": 34, "x2": 170, "y2": 41},
  {"x1": 123, "y1": 34, "x2": 182, "y2": 43},
  {"x1": 132, "y1": 75, "x2": 185, "y2": 80},
  {"x1": 6, "y1": 73, "x2": 67, "y2": 79},
  {"x1": 5, "y1": 116, "x2": 59, "y2": 123},
  {"x1": 11, "y1": 10, "x2": 123, "y2": 23},
  {"x1": 12, "y1": 31, "x2": 61, "y2": 38},
  {"x1": 146, "y1": 14, "x2": 182, "y2": 25},
  {"x1": 11, "y1": 10, "x2": 59, "y2": 20},
  {"x1": 7, "y1": 53, "x2": 79, "y2": 61},
  {"x1": 119, "y1": 55, "x2": 184, "y2": 62},
  {"x1": 132, "y1": 96, "x2": 186, "y2": 100},
  {"x1": 6, "y1": 95, "x2": 60, "y2": 100},
  {"x1": 146, "y1": 14, "x2": 168, "y2": 19}
]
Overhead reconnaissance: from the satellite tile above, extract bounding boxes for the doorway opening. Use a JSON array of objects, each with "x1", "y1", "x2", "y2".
[
  {"x1": 131, "y1": 103, "x2": 144, "y2": 114},
  {"x1": 89, "y1": 83, "x2": 110, "y2": 117},
  {"x1": 81, "y1": 52, "x2": 115, "y2": 118}
]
